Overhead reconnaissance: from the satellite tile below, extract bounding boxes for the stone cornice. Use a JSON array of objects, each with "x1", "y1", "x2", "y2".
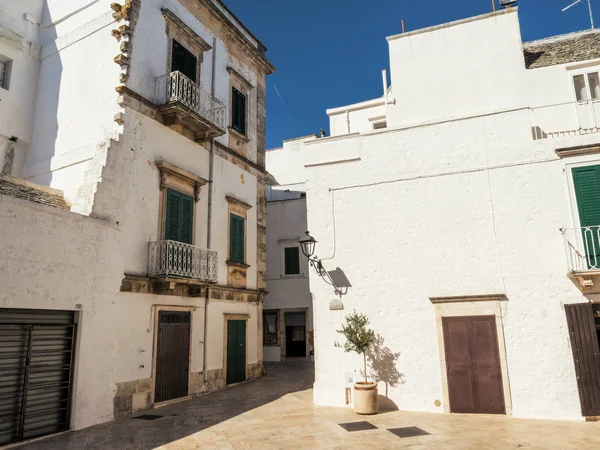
[
  {"x1": 157, "y1": 160, "x2": 208, "y2": 186},
  {"x1": 225, "y1": 195, "x2": 253, "y2": 210},
  {"x1": 429, "y1": 294, "x2": 507, "y2": 304},
  {"x1": 162, "y1": 8, "x2": 212, "y2": 52},
  {"x1": 555, "y1": 143, "x2": 600, "y2": 158},
  {"x1": 227, "y1": 66, "x2": 254, "y2": 91}
]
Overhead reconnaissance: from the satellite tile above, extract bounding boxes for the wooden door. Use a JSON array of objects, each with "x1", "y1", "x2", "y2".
[
  {"x1": 564, "y1": 303, "x2": 600, "y2": 416},
  {"x1": 226, "y1": 320, "x2": 246, "y2": 385},
  {"x1": 155, "y1": 311, "x2": 190, "y2": 403},
  {"x1": 442, "y1": 316, "x2": 505, "y2": 414}
]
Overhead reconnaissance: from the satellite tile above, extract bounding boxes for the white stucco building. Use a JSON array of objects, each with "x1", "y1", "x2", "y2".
[
  {"x1": 268, "y1": 8, "x2": 600, "y2": 420},
  {"x1": 0, "y1": 0, "x2": 273, "y2": 445},
  {"x1": 262, "y1": 136, "x2": 315, "y2": 362}
]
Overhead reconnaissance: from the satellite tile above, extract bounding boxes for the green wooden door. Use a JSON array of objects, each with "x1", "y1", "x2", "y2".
[
  {"x1": 573, "y1": 166, "x2": 600, "y2": 268},
  {"x1": 226, "y1": 320, "x2": 246, "y2": 385},
  {"x1": 165, "y1": 189, "x2": 194, "y2": 244}
]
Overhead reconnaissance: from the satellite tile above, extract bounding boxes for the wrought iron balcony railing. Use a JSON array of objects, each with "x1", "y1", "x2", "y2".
[
  {"x1": 148, "y1": 240, "x2": 218, "y2": 283},
  {"x1": 155, "y1": 71, "x2": 226, "y2": 133},
  {"x1": 561, "y1": 226, "x2": 600, "y2": 272},
  {"x1": 531, "y1": 100, "x2": 600, "y2": 140}
]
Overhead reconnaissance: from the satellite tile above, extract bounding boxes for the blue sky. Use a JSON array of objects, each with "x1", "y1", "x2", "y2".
[{"x1": 224, "y1": 0, "x2": 597, "y2": 149}]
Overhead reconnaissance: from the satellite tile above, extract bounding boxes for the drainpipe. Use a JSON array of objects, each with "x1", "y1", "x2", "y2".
[{"x1": 203, "y1": 37, "x2": 217, "y2": 385}]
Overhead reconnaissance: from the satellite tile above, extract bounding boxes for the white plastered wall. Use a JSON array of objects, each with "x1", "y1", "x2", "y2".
[
  {"x1": 303, "y1": 104, "x2": 600, "y2": 420},
  {"x1": 20, "y1": 1, "x2": 122, "y2": 208}
]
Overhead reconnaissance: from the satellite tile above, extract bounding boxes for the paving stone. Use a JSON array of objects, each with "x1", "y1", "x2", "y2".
[{"x1": 11, "y1": 360, "x2": 600, "y2": 449}]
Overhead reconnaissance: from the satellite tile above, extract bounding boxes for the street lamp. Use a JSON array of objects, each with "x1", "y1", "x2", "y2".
[
  {"x1": 299, "y1": 231, "x2": 317, "y2": 259},
  {"x1": 299, "y1": 231, "x2": 346, "y2": 309}
]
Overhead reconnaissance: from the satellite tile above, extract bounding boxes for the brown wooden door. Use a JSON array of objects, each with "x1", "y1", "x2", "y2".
[
  {"x1": 442, "y1": 316, "x2": 505, "y2": 414},
  {"x1": 155, "y1": 311, "x2": 190, "y2": 403},
  {"x1": 564, "y1": 303, "x2": 600, "y2": 417}
]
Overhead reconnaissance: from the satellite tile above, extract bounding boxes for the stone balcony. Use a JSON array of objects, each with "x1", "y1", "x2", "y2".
[
  {"x1": 147, "y1": 240, "x2": 218, "y2": 295},
  {"x1": 155, "y1": 71, "x2": 226, "y2": 142}
]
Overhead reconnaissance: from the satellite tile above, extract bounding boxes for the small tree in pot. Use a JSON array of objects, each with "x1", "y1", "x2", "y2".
[{"x1": 336, "y1": 311, "x2": 378, "y2": 414}]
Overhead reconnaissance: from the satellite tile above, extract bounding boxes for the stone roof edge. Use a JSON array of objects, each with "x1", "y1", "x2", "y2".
[
  {"x1": 523, "y1": 28, "x2": 600, "y2": 47},
  {"x1": 200, "y1": 0, "x2": 275, "y2": 74}
]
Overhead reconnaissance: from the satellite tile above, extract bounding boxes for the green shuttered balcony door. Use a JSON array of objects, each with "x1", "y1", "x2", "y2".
[
  {"x1": 573, "y1": 165, "x2": 600, "y2": 269},
  {"x1": 165, "y1": 189, "x2": 194, "y2": 244}
]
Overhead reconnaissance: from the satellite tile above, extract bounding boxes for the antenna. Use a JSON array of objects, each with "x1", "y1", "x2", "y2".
[{"x1": 562, "y1": 0, "x2": 595, "y2": 29}]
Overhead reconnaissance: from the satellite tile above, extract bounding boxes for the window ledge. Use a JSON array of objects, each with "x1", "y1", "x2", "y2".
[
  {"x1": 228, "y1": 126, "x2": 250, "y2": 143},
  {"x1": 280, "y1": 274, "x2": 306, "y2": 279},
  {"x1": 226, "y1": 260, "x2": 250, "y2": 269}
]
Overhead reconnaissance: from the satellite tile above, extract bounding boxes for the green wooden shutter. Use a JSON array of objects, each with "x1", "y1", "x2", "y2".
[
  {"x1": 165, "y1": 189, "x2": 194, "y2": 243},
  {"x1": 165, "y1": 189, "x2": 181, "y2": 241},
  {"x1": 180, "y1": 195, "x2": 194, "y2": 244},
  {"x1": 229, "y1": 214, "x2": 245, "y2": 263},
  {"x1": 573, "y1": 166, "x2": 600, "y2": 226},
  {"x1": 573, "y1": 166, "x2": 600, "y2": 268},
  {"x1": 284, "y1": 247, "x2": 300, "y2": 275},
  {"x1": 232, "y1": 88, "x2": 246, "y2": 135}
]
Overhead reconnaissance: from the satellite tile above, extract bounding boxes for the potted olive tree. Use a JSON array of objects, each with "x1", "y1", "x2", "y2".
[{"x1": 336, "y1": 311, "x2": 378, "y2": 414}]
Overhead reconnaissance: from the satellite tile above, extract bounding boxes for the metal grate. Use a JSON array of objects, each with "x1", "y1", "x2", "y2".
[
  {"x1": 132, "y1": 414, "x2": 163, "y2": 421},
  {"x1": 338, "y1": 421, "x2": 377, "y2": 432},
  {"x1": 0, "y1": 309, "x2": 76, "y2": 446},
  {"x1": 388, "y1": 427, "x2": 430, "y2": 438}
]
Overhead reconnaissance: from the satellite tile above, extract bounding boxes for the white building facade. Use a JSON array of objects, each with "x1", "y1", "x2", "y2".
[
  {"x1": 271, "y1": 9, "x2": 600, "y2": 420},
  {"x1": 263, "y1": 136, "x2": 315, "y2": 362},
  {"x1": 0, "y1": 0, "x2": 273, "y2": 445}
]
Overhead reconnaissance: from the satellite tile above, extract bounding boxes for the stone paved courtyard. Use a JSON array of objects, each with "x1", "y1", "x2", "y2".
[{"x1": 14, "y1": 360, "x2": 600, "y2": 449}]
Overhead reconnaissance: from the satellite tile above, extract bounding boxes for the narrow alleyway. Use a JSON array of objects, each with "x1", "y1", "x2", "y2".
[{"x1": 13, "y1": 359, "x2": 600, "y2": 449}]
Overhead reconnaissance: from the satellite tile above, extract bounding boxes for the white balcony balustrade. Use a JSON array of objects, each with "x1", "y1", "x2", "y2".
[
  {"x1": 155, "y1": 71, "x2": 226, "y2": 139},
  {"x1": 561, "y1": 226, "x2": 600, "y2": 273},
  {"x1": 148, "y1": 240, "x2": 218, "y2": 283},
  {"x1": 531, "y1": 100, "x2": 600, "y2": 140}
]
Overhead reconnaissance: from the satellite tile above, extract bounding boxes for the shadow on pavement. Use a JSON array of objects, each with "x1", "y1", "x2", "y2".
[{"x1": 15, "y1": 360, "x2": 314, "y2": 450}]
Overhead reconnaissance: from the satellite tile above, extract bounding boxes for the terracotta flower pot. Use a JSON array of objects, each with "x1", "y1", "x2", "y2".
[{"x1": 353, "y1": 382, "x2": 378, "y2": 414}]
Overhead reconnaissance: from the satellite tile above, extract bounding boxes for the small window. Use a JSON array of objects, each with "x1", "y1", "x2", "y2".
[
  {"x1": 588, "y1": 72, "x2": 600, "y2": 100},
  {"x1": 165, "y1": 189, "x2": 194, "y2": 244},
  {"x1": 171, "y1": 40, "x2": 197, "y2": 82},
  {"x1": 231, "y1": 87, "x2": 247, "y2": 135},
  {"x1": 373, "y1": 121, "x2": 387, "y2": 130},
  {"x1": 263, "y1": 311, "x2": 278, "y2": 345},
  {"x1": 0, "y1": 57, "x2": 12, "y2": 90},
  {"x1": 229, "y1": 213, "x2": 245, "y2": 263},
  {"x1": 284, "y1": 247, "x2": 300, "y2": 275},
  {"x1": 574, "y1": 74, "x2": 588, "y2": 102}
]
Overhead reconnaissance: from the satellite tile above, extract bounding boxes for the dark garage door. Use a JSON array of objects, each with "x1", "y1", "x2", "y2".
[
  {"x1": 0, "y1": 308, "x2": 77, "y2": 446},
  {"x1": 442, "y1": 315, "x2": 505, "y2": 414}
]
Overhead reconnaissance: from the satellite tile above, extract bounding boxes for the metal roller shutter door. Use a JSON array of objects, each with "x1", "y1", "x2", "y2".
[
  {"x1": 285, "y1": 313, "x2": 305, "y2": 327},
  {"x1": 0, "y1": 308, "x2": 76, "y2": 445}
]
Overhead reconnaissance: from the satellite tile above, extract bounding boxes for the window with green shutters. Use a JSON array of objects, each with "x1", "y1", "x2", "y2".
[
  {"x1": 229, "y1": 213, "x2": 245, "y2": 264},
  {"x1": 165, "y1": 189, "x2": 194, "y2": 244},
  {"x1": 572, "y1": 165, "x2": 600, "y2": 268},
  {"x1": 284, "y1": 246, "x2": 300, "y2": 275},
  {"x1": 231, "y1": 87, "x2": 246, "y2": 135}
]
